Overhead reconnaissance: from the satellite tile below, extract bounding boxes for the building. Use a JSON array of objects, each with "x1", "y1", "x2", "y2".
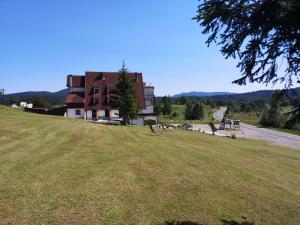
[
  {"x1": 20, "y1": 102, "x2": 33, "y2": 108},
  {"x1": 66, "y1": 71, "x2": 157, "y2": 125}
]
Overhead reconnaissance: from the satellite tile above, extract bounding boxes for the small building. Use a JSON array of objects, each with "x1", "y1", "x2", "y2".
[
  {"x1": 65, "y1": 72, "x2": 157, "y2": 125},
  {"x1": 11, "y1": 103, "x2": 19, "y2": 108},
  {"x1": 18, "y1": 102, "x2": 33, "y2": 108},
  {"x1": 26, "y1": 103, "x2": 33, "y2": 108},
  {"x1": 20, "y1": 102, "x2": 27, "y2": 108}
]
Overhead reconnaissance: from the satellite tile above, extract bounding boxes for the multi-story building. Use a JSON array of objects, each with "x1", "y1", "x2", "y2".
[{"x1": 66, "y1": 71, "x2": 157, "y2": 125}]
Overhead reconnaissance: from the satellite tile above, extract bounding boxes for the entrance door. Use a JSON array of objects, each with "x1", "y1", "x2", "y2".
[
  {"x1": 105, "y1": 109, "x2": 110, "y2": 118},
  {"x1": 92, "y1": 110, "x2": 97, "y2": 120}
]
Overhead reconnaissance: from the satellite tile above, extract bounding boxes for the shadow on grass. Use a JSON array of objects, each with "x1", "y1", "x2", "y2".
[
  {"x1": 221, "y1": 219, "x2": 254, "y2": 225},
  {"x1": 160, "y1": 219, "x2": 254, "y2": 225},
  {"x1": 161, "y1": 221, "x2": 204, "y2": 225}
]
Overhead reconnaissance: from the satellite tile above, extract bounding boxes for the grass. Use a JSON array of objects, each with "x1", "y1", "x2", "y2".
[
  {"x1": 0, "y1": 105, "x2": 300, "y2": 225},
  {"x1": 229, "y1": 111, "x2": 260, "y2": 125},
  {"x1": 229, "y1": 110, "x2": 300, "y2": 136},
  {"x1": 159, "y1": 104, "x2": 217, "y2": 124}
]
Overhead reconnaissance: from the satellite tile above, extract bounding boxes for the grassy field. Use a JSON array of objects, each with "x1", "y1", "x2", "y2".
[
  {"x1": 230, "y1": 111, "x2": 260, "y2": 125},
  {"x1": 230, "y1": 110, "x2": 300, "y2": 136},
  {"x1": 159, "y1": 104, "x2": 217, "y2": 124},
  {"x1": 0, "y1": 106, "x2": 300, "y2": 225}
]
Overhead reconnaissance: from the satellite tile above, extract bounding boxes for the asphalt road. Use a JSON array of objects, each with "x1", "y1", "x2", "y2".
[
  {"x1": 213, "y1": 107, "x2": 300, "y2": 150},
  {"x1": 213, "y1": 106, "x2": 227, "y2": 121}
]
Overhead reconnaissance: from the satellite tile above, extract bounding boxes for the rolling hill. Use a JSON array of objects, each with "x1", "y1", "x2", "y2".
[
  {"x1": 2, "y1": 89, "x2": 68, "y2": 106},
  {"x1": 171, "y1": 87, "x2": 300, "y2": 101},
  {"x1": 172, "y1": 91, "x2": 234, "y2": 98}
]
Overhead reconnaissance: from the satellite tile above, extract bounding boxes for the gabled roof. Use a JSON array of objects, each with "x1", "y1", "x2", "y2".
[{"x1": 66, "y1": 92, "x2": 84, "y2": 104}]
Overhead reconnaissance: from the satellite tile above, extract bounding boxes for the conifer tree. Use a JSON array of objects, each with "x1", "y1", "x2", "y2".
[{"x1": 115, "y1": 62, "x2": 138, "y2": 125}]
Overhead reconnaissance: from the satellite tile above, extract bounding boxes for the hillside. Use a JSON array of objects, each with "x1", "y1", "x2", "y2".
[
  {"x1": 171, "y1": 87, "x2": 300, "y2": 102},
  {"x1": 0, "y1": 106, "x2": 299, "y2": 225},
  {"x1": 172, "y1": 92, "x2": 234, "y2": 98},
  {"x1": 2, "y1": 89, "x2": 68, "y2": 106}
]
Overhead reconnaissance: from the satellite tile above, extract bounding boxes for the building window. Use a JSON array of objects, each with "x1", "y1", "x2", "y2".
[
  {"x1": 145, "y1": 95, "x2": 153, "y2": 106},
  {"x1": 75, "y1": 109, "x2": 81, "y2": 115},
  {"x1": 93, "y1": 99, "x2": 100, "y2": 104},
  {"x1": 94, "y1": 87, "x2": 100, "y2": 94}
]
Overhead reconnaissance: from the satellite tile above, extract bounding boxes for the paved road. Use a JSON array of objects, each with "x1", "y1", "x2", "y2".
[
  {"x1": 213, "y1": 106, "x2": 227, "y2": 121},
  {"x1": 213, "y1": 107, "x2": 300, "y2": 150}
]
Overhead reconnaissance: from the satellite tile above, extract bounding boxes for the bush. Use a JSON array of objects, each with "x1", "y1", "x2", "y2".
[
  {"x1": 170, "y1": 111, "x2": 177, "y2": 118},
  {"x1": 185, "y1": 102, "x2": 205, "y2": 120}
]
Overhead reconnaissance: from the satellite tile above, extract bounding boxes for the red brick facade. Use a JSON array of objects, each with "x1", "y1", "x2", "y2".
[{"x1": 66, "y1": 72, "x2": 146, "y2": 110}]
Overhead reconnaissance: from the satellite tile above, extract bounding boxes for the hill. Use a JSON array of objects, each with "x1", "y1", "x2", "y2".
[
  {"x1": 172, "y1": 91, "x2": 234, "y2": 98},
  {"x1": 2, "y1": 89, "x2": 68, "y2": 106},
  {"x1": 0, "y1": 105, "x2": 299, "y2": 225},
  {"x1": 172, "y1": 87, "x2": 300, "y2": 102}
]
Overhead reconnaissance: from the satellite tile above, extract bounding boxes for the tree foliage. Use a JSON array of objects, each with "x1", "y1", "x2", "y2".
[
  {"x1": 194, "y1": 0, "x2": 300, "y2": 87},
  {"x1": 185, "y1": 102, "x2": 205, "y2": 120},
  {"x1": 115, "y1": 62, "x2": 138, "y2": 125},
  {"x1": 179, "y1": 96, "x2": 188, "y2": 105},
  {"x1": 161, "y1": 95, "x2": 172, "y2": 115},
  {"x1": 33, "y1": 96, "x2": 49, "y2": 108},
  {"x1": 259, "y1": 91, "x2": 281, "y2": 127}
]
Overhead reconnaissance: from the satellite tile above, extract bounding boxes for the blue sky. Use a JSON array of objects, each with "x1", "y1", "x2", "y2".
[{"x1": 0, "y1": 0, "x2": 281, "y2": 95}]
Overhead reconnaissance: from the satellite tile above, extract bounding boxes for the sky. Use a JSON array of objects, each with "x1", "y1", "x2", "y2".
[{"x1": 0, "y1": 0, "x2": 283, "y2": 95}]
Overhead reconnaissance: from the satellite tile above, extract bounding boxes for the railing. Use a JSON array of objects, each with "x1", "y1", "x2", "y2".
[{"x1": 143, "y1": 82, "x2": 153, "y2": 87}]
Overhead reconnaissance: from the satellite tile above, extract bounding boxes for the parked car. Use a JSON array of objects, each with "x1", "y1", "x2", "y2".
[
  {"x1": 219, "y1": 123, "x2": 225, "y2": 130},
  {"x1": 181, "y1": 123, "x2": 193, "y2": 130}
]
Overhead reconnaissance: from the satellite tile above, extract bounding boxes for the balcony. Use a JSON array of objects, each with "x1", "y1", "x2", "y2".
[{"x1": 143, "y1": 82, "x2": 153, "y2": 87}]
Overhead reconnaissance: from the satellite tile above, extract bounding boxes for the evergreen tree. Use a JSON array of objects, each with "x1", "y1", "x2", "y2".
[
  {"x1": 154, "y1": 102, "x2": 162, "y2": 115},
  {"x1": 194, "y1": 0, "x2": 300, "y2": 124},
  {"x1": 9, "y1": 96, "x2": 19, "y2": 105},
  {"x1": 197, "y1": 102, "x2": 205, "y2": 120},
  {"x1": 185, "y1": 102, "x2": 205, "y2": 120},
  {"x1": 32, "y1": 96, "x2": 49, "y2": 108},
  {"x1": 268, "y1": 91, "x2": 281, "y2": 127},
  {"x1": 153, "y1": 96, "x2": 162, "y2": 115},
  {"x1": 259, "y1": 91, "x2": 281, "y2": 127},
  {"x1": 161, "y1": 95, "x2": 172, "y2": 115},
  {"x1": 179, "y1": 96, "x2": 188, "y2": 105},
  {"x1": 185, "y1": 102, "x2": 193, "y2": 120},
  {"x1": 115, "y1": 62, "x2": 138, "y2": 125}
]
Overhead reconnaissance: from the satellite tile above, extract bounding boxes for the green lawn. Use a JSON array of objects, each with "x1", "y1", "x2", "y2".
[
  {"x1": 0, "y1": 105, "x2": 299, "y2": 225},
  {"x1": 159, "y1": 104, "x2": 217, "y2": 124},
  {"x1": 230, "y1": 110, "x2": 300, "y2": 136},
  {"x1": 229, "y1": 111, "x2": 260, "y2": 125}
]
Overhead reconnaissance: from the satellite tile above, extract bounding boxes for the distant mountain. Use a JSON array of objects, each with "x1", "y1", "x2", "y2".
[
  {"x1": 202, "y1": 87, "x2": 300, "y2": 101},
  {"x1": 172, "y1": 91, "x2": 235, "y2": 98},
  {"x1": 6, "y1": 89, "x2": 68, "y2": 97},
  {"x1": 171, "y1": 87, "x2": 300, "y2": 102},
  {"x1": 2, "y1": 89, "x2": 68, "y2": 106}
]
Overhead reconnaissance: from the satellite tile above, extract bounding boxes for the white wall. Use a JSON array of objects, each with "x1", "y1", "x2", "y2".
[
  {"x1": 20, "y1": 102, "x2": 27, "y2": 108},
  {"x1": 144, "y1": 86, "x2": 154, "y2": 95},
  {"x1": 67, "y1": 108, "x2": 84, "y2": 119},
  {"x1": 97, "y1": 110, "x2": 105, "y2": 118},
  {"x1": 141, "y1": 106, "x2": 154, "y2": 114},
  {"x1": 86, "y1": 110, "x2": 92, "y2": 120},
  {"x1": 110, "y1": 110, "x2": 119, "y2": 118}
]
